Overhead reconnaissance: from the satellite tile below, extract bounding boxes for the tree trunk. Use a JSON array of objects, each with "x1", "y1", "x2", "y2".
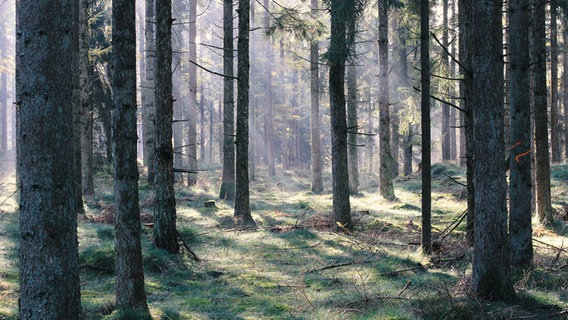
[
  {"x1": 187, "y1": 0, "x2": 198, "y2": 185},
  {"x1": 172, "y1": 56, "x2": 184, "y2": 183},
  {"x1": 366, "y1": 88, "x2": 375, "y2": 174},
  {"x1": 154, "y1": 0, "x2": 179, "y2": 253},
  {"x1": 219, "y1": 0, "x2": 236, "y2": 201},
  {"x1": 347, "y1": 62, "x2": 359, "y2": 195},
  {"x1": 1, "y1": 67, "x2": 6, "y2": 151},
  {"x1": 17, "y1": 0, "x2": 82, "y2": 317},
  {"x1": 263, "y1": 0, "x2": 276, "y2": 176},
  {"x1": 80, "y1": 0, "x2": 94, "y2": 195},
  {"x1": 450, "y1": 0, "x2": 457, "y2": 161},
  {"x1": 533, "y1": 0, "x2": 554, "y2": 224},
  {"x1": 200, "y1": 85, "x2": 206, "y2": 163},
  {"x1": 471, "y1": 0, "x2": 514, "y2": 301},
  {"x1": 329, "y1": 0, "x2": 352, "y2": 230},
  {"x1": 551, "y1": 0, "x2": 561, "y2": 163},
  {"x1": 144, "y1": 0, "x2": 156, "y2": 184},
  {"x1": 441, "y1": 0, "x2": 451, "y2": 162},
  {"x1": 234, "y1": 0, "x2": 256, "y2": 228},
  {"x1": 459, "y1": 0, "x2": 474, "y2": 244},
  {"x1": 378, "y1": 0, "x2": 396, "y2": 201},
  {"x1": 310, "y1": 0, "x2": 324, "y2": 193},
  {"x1": 509, "y1": 0, "x2": 533, "y2": 269},
  {"x1": 111, "y1": 0, "x2": 151, "y2": 312},
  {"x1": 564, "y1": 15, "x2": 568, "y2": 161},
  {"x1": 420, "y1": 0, "x2": 431, "y2": 254}
]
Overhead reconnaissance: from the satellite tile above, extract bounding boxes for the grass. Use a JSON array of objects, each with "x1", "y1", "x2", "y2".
[{"x1": 0, "y1": 154, "x2": 567, "y2": 319}]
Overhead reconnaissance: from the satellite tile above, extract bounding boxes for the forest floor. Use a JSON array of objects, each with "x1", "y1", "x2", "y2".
[{"x1": 0, "y1": 152, "x2": 568, "y2": 319}]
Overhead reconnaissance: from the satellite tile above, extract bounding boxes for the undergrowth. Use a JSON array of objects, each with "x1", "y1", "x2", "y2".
[{"x1": 0, "y1": 157, "x2": 567, "y2": 319}]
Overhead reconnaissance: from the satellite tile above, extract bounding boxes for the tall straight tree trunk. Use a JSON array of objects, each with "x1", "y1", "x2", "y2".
[
  {"x1": 172, "y1": 57, "x2": 184, "y2": 183},
  {"x1": 459, "y1": 0, "x2": 474, "y2": 244},
  {"x1": 441, "y1": 0, "x2": 451, "y2": 162},
  {"x1": 80, "y1": 0, "x2": 94, "y2": 195},
  {"x1": 263, "y1": 0, "x2": 276, "y2": 176},
  {"x1": 329, "y1": 0, "x2": 352, "y2": 230},
  {"x1": 154, "y1": 0, "x2": 179, "y2": 253},
  {"x1": 310, "y1": 0, "x2": 323, "y2": 194},
  {"x1": 1, "y1": 68, "x2": 6, "y2": 151},
  {"x1": 366, "y1": 88, "x2": 375, "y2": 174},
  {"x1": 471, "y1": 0, "x2": 514, "y2": 301},
  {"x1": 111, "y1": 0, "x2": 150, "y2": 312},
  {"x1": 219, "y1": 0, "x2": 236, "y2": 201},
  {"x1": 249, "y1": 0, "x2": 257, "y2": 181},
  {"x1": 564, "y1": 16, "x2": 568, "y2": 160},
  {"x1": 234, "y1": 0, "x2": 256, "y2": 228},
  {"x1": 449, "y1": 0, "x2": 457, "y2": 161},
  {"x1": 378, "y1": 0, "x2": 396, "y2": 201},
  {"x1": 533, "y1": 0, "x2": 554, "y2": 224},
  {"x1": 509, "y1": 0, "x2": 533, "y2": 269},
  {"x1": 347, "y1": 62, "x2": 359, "y2": 194},
  {"x1": 187, "y1": 0, "x2": 198, "y2": 185},
  {"x1": 144, "y1": 0, "x2": 156, "y2": 184},
  {"x1": 200, "y1": 85, "x2": 206, "y2": 163},
  {"x1": 420, "y1": 0, "x2": 431, "y2": 254},
  {"x1": 16, "y1": 0, "x2": 82, "y2": 317},
  {"x1": 551, "y1": 0, "x2": 561, "y2": 163}
]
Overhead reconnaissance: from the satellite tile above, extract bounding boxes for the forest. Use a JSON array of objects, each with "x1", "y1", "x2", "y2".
[{"x1": 1, "y1": 0, "x2": 568, "y2": 318}]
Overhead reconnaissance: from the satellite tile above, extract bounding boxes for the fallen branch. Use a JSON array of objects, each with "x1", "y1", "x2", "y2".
[{"x1": 177, "y1": 231, "x2": 200, "y2": 262}]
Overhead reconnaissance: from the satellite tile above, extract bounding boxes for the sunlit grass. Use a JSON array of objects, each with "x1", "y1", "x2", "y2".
[{"x1": 0, "y1": 158, "x2": 567, "y2": 319}]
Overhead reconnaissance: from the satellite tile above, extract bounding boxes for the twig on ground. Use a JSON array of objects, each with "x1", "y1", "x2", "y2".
[{"x1": 177, "y1": 231, "x2": 201, "y2": 262}]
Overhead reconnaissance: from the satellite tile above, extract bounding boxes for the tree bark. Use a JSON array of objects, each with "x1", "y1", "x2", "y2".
[
  {"x1": 533, "y1": 0, "x2": 554, "y2": 224},
  {"x1": 509, "y1": 0, "x2": 533, "y2": 269},
  {"x1": 154, "y1": 0, "x2": 179, "y2": 253},
  {"x1": 17, "y1": 0, "x2": 82, "y2": 317},
  {"x1": 329, "y1": 0, "x2": 352, "y2": 230},
  {"x1": 420, "y1": 0, "x2": 431, "y2": 254},
  {"x1": 347, "y1": 60, "x2": 359, "y2": 195},
  {"x1": 263, "y1": 0, "x2": 276, "y2": 177},
  {"x1": 234, "y1": 0, "x2": 256, "y2": 228},
  {"x1": 187, "y1": 0, "x2": 198, "y2": 185},
  {"x1": 219, "y1": 0, "x2": 236, "y2": 201},
  {"x1": 80, "y1": 0, "x2": 94, "y2": 195},
  {"x1": 471, "y1": 0, "x2": 514, "y2": 301},
  {"x1": 144, "y1": 0, "x2": 156, "y2": 184},
  {"x1": 111, "y1": 0, "x2": 151, "y2": 312},
  {"x1": 310, "y1": 0, "x2": 323, "y2": 193},
  {"x1": 550, "y1": 0, "x2": 561, "y2": 163},
  {"x1": 378, "y1": 0, "x2": 396, "y2": 201},
  {"x1": 441, "y1": 0, "x2": 451, "y2": 162}
]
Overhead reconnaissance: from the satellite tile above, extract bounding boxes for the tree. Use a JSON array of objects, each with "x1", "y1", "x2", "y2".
[
  {"x1": 263, "y1": 0, "x2": 276, "y2": 177},
  {"x1": 310, "y1": 0, "x2": 324, "y2": 194},
  {"x1": 441, "y1": 0, "x2": 451, "y2": 162},
  {"x1": 111, "y1": 0, "x2": 151, "y2": 312},
  {"x1": 533, "y1": 0, "x2": 554, "y2": 224},
  {"x1": 187, "y1": 0, "x2": 198, "y2": 185},
  {"x1": 143, "y1": 0, "x2": 156, "y2": 185},
  {"x1": 154, "y1": 0, "x2": 179, "y2": 253},
  {"x1": 219, "y1": 0, "x2": 236, "y2": 201},
  {"x1": 17, "y1": 0, "x2": 82, "y2": 317},
  {"x1": 234, "y1": 0, "x2": 256, "y2": 228},
  {"x1": 378, "y1": 0, "x2": 396, "y2": 201},
  {"x1": 347, "y1": 17, "x2": 359, "y2": 195},
  {"x1": 551, "y1": 0, "x2": 561, "y2": 163},
  {"x1": 471, "y1": 0, "x2": 514, "y2": 301},
  {"x1": 80, "y1": 0, "x2": 94, "y2": 195},
  {"x1": 329, "y1": 0, "x2": 352, "y2": 229},
  {"x1": 509, "y1": 0, "x2": 533, "y2": 268},
  {"x1": 420, "y1": 0, "x2": 431, "y2": 254}
]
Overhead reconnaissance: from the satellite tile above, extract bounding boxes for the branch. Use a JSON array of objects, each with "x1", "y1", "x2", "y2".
[
  {"x1": 173, "y1": 168, "x2": 199, "y2": 174},
  {"x1": 189, "y1": 60, "x2": 238, "y2": 80},
  {"x1": 177, "y1": 231, "x2": 201, "y2": 262},
  {"x1": 430, "y1": 31, "x2": 467, "y2": 72},
  {"x1": 412, "y1": 86, "x2": 467, "y2": 113}
]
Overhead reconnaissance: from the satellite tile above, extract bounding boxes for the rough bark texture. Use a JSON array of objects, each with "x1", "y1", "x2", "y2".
[
  {"x1": 310, "y1": 0, "x2": 323, "y2": 194},
  {"x1": 234, "y1": 0, "x2": 256, "y2": 228},
  {"x1": 263, "y1": 0, "x2": 276, "y2": 177},
  {"x1": 219, "y1": 0, "x2": 235, "y2": 201},
  {"x1": 17, "y1": 0, "x2": 82, "y2": 317},
  {"x1": 459, "y1": 0, "x2": 474, "y2": 244},
  {"x1": 509, "y1": 0, "x2": 533, "y2": 268},
  {"x1": 550, "y1": 0, "x2": 561, "y2": 163},
  {"x1": 80, "y1": 0, "x2": 94, "y2": 195},
  {"x1": 111, "y1": 0, "x2": 151, "y2": 312},
  {"x1": 564, "y1": 17, "x2": 568, "y2": 161},
  {"x1": 347, "y1": 63, "x2": 359, "y2": 195},
  {"x1": 441, "y1": 0, "x2": 451, "y2": 162},
  {"x1": 154, "y1": 0, "x2": 179, "y2": 253},
  {"x1": 420, "y1": 0, "x2": 431, "y2": 254},
  {"x1": 378, "y1": 0, "x2": 396, "y2": 201},
  {"x1": 533, "y1": 0, "x2": 554, "y2": 224},
  {"x1": 187, "y1": 0, "x2": 198, "y2": 185},
  {"x1": 329, "y1": 0, "x2": 352, "y2": 230},
  {"x1": 1, "y1": 66, "x2": 6, "y2": 151},
  {"x1": 144, "y1": 0, "x2": 156, "y2": 184},
  {"x1": 471, "y1": 0, "x2": 514, "y2": 301}
]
